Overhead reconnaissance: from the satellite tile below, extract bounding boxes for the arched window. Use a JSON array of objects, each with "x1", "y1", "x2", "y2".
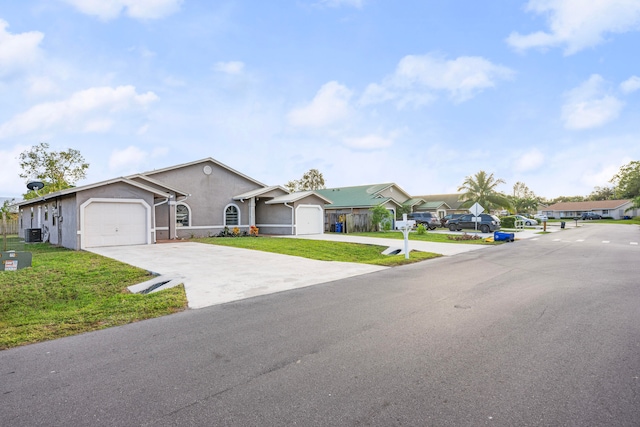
[
  {"x1": 224, "y1": 204, "x2": 239, "y2": 226},
  {"x1": 176, "y1": 203, "x2": 190, "y2": 227}
]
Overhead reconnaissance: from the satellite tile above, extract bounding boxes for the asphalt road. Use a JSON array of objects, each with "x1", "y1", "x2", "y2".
[{"x1": 2, "y1": 224, "x2": 639, "y2": 426}]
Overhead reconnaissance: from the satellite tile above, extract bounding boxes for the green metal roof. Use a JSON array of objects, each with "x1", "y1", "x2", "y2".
[{"x1": 315, "y1": 184, "x2": 403, "y2": 209}]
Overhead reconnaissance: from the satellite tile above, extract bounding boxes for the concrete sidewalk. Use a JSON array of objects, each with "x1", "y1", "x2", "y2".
[{"x1": 277, "y1": 225, "x2": 550, "y2": 255}]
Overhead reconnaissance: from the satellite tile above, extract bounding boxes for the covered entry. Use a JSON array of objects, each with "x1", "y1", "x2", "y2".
[{"x1": 81, "y1": 199, "x2": 151, "y2": 248}]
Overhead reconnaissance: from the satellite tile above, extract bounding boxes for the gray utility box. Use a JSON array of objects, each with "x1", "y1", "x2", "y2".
[
  {"x1": 0, "y1": 251, "x2": 33, "y2": 271},
  {"x1": 24, "y1": 228, "x2": 42, "y2": 243}
]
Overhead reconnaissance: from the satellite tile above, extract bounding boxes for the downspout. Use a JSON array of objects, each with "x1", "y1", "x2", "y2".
[{"x1": 284, "y1": 203, "x2": 294, "y2": 235}]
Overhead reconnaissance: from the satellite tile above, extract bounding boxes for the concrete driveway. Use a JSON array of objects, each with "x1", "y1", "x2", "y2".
[
  {"x1": 89, "y1": 227, "x2": 553, "y2": 309},
  {"x1": 88, "y1": 242, "x2": 387, "y2": 309}
]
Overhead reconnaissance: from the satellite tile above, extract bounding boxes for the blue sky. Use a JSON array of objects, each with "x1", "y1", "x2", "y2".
[{"x1": 1, "y1": 0, "x2": 639, "y2": 199}]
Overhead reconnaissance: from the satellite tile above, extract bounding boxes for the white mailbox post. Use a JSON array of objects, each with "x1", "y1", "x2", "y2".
[{"x1": 401, "y1": 213, "x2": 411, "y2": 259}]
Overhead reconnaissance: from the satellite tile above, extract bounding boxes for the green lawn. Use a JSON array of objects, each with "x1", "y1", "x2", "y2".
[
  {"x1": 347, "y1": 231, "x2": 499, "y2": 244},
  {"x1": 0, "y1": 242, "x2": 187, "y2": 350},
  {"x1": 195, "y1": 236, "x2": 442, "y2": 266}
]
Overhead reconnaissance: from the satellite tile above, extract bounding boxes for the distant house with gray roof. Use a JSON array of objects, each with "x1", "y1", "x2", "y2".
[
  {"x1": 412, "y1": 194, "x2": 466, "y2": 216},
  {"x1": 543, "y1": 199, "x2": 635, "y2": 219}
]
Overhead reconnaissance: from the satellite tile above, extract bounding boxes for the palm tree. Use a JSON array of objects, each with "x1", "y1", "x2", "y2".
[{"x1": 457, "y1": 170, "x2": 512, "y2": 211}]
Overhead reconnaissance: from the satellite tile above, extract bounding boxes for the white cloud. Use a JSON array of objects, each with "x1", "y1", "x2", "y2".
[
  {"x1": 515, "y1": 148, "x2": 545, "y2": 172},
  {"x1": 507, "y1": 0, "x2": 640, "y2": 55},
  {"x1": 0, "y1": 85, "x2": 158, "y2": 139},
  {"x1": 318, "y1": 0, "x2": 364, "y2": 8},
  {"x1": 109, "y1": 146, "x2": 147, "y2": 170},
  {"x1": 61, "y1": 0, "x2": 183, "y2": 21},
  {"x1": 27, "y1": 76, "x2": 59, "y2": 97},
  {"x1": 288, "y1": 81, "x2": 354, "y2": 127},
  {"x1": 343, "y1": 134, "x2": 393, "y2": 150},
  {"x1": 360, "y1": 54, "x2": 514, "y2": 107},
  {"x1": 0, "y1": 144, "x2": 29, "y2": 196},
  {"x1": 109, "y1": 145, "x2": 169, "y2": 173},
  {"x1": 620, "y1": 76, "x2": 640, "y2": 94},
  {"x1": 562, "y1": 74, "x2": 624, "y2": 130},
  {"x1": 213, "y1": 61, "x2": 245, "y2": 75},
  {"x1": 0, "y1": 19, "x2": 44, "y2": 77}
]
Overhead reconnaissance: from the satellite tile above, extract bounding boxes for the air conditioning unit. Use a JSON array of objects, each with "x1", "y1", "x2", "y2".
[{"x1": 24, "y1": 228, "x2": 42, "y2": 243}]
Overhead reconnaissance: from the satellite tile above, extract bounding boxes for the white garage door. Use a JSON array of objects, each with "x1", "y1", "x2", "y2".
[
  {"x1": 84, "y1": 201, "x2": 148, "y2": 248},
  {"x1": 296, "y1": 206, "x2": 323, "y2": 235}
]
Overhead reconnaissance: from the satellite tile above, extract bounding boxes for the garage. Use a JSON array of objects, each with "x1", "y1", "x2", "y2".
[
  {"x1": 296, "y1": 205, "x2": 323, "y2": 235},
  {"x1": 82, "y1": 199, "x2": 150, "y2": 248}
]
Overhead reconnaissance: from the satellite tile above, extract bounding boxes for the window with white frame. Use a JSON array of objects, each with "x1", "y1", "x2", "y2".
[
  {"x1": 176, "y1": 203, "x2": 190, "y2": 227},
  {"x1": 225, "y1": 204, "x2": 239, "y2": 226}
]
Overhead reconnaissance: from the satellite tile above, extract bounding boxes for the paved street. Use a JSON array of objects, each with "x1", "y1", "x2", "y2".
[{"x1": 2, "y1": 223, "x2": 639, "y2": 426}]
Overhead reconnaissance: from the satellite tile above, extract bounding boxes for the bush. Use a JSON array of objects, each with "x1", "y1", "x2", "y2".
[
  {"x1": 500, "y1": 216, "x2": 516, "y2": 228},
  {"x1": 447, "y1": 233, "x2": 482, "y2": 241},
  {"x1": 416, "y1": 224, "x2": 426, "y2": 235}
]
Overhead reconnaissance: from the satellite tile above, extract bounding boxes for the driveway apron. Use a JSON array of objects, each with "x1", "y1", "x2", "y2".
[{"x1": 88, "y1": 242, "x2": 387, "y2": 309}]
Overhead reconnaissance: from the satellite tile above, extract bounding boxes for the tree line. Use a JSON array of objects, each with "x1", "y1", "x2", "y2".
[{"x1": 3, "y1": 143, "x2": 640, "y2": 218}]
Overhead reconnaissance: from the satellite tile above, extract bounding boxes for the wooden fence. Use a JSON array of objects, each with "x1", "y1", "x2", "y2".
[
  {"x1": 1, "y1": 217, "x2": 19, "y2": 235},
  {"x1": 325, "y1": 212, "x2": 374, "y2": 233}
]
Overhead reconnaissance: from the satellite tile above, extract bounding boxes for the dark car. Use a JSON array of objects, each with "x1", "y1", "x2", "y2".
[
  {"x1": 407, "y1": 212, "x2": 440, "y2": 230},
  {"x1": 581, "y1": 212, "x2": 602, "y2": 220},
  {"x1": 448, "y1": 213, "x2": 501, "y2": 233},
  {"x1": 440, "y1": 213, "x2": 463, "y2": 227}
]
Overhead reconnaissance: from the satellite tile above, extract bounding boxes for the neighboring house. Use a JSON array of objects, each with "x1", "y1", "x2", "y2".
[
  {"x1": 412, "y1": 194, "x2": 465, "y2": 218},
  {"x1": 543, "y1": 199, "x2": 635, "y2": 219},
  {"x1": 16, "y1": 158, "x2": 330, "y2": 250},
  {"x1": 315, "y1": 183, "x2": 417, "y2": 230},
  {"x1": 316, "y1": 183, "x2": 415, "y2": 215}
]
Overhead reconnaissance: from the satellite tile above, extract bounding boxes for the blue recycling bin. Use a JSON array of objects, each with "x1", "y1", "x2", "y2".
[
  {"x1": 335, "y1": 222, "x2": 342, "y2": 233},
  {"x1": 494, "y1": 231, "x2": 515, "y2": 242}
]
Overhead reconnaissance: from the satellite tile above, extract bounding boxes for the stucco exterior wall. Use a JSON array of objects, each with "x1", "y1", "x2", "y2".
[
  {"x1": 18, "y1": 193, "x2": 79, "y2": 249},
  {"x1": 378, "y1": 186, "x2": 409, "y2": 203},
  {"x1": 75, "y1": 183, "x2": 157, "y2": 247},
  {"x1": 256, "y1": 200, "x2": 294, "y2": 234},
  {"x1": 146, "y1": 161, "x2": 264, "y2": 238}
]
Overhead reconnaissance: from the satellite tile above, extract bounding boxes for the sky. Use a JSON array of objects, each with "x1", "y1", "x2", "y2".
[{"x1": 1, "y1": 0, "x2": 639, "y2": 200}]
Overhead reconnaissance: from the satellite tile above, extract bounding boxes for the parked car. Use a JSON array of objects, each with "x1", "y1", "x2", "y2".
[
  {"x1": 533, "y1": 214, "x2": 548, "y2": 222},
  {"x1": 447, "y1": 213, "x2": 501, "y2": 233},
  {"x1": 581, "y1": 212, "x2": 602, "y2": 220},
  {"x1": 407, "y1": 212, "x2": 440, "y2": 230},
  {"x1": 514, "y1": 215, "x2": 538, "y2": 226},
  {"x1": 440, "y1": 213, "x2": 463, "y2": 227}
]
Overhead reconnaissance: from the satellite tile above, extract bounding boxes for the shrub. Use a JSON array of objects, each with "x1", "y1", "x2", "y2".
[
  {"x1": 447, "y1": 233, "x2": 482, "y2": 241},
  {"x1": 500, "y1": 216, "x2": 516, "y2": 228},
  {"x1": 416, "y1": 224, "x2": 426, "y2": 235}
]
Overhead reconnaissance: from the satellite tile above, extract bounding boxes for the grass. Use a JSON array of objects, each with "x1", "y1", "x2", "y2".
[
  {"x1": 195, "y1": 236, "x2": 442, "y2": 266},
  {"x1": 0, "y1": 240, "x2": 187, "y2": 350},
  {"x1": 347, "y1": 231, "x2": 500, "y2": 245}
]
